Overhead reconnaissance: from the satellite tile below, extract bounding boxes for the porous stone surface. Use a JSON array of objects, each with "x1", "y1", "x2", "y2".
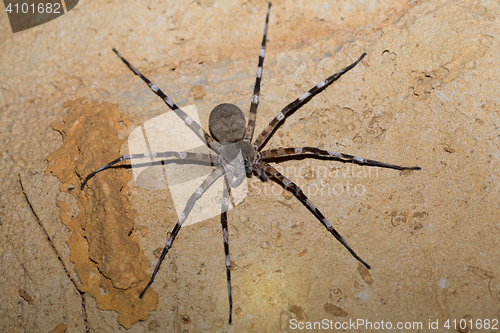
[{"x1": 0, "y1": 0, "x2": 499, "y2": 332}]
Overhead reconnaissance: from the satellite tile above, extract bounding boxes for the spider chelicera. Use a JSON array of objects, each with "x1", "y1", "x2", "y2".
[{"x1": 81, "y1": 3, "x2": 420, "y2": 325}]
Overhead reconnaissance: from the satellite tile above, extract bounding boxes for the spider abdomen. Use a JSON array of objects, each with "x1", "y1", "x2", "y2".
[{"x1": 209, "y1": 103, "x2": 246, "y2": 143}]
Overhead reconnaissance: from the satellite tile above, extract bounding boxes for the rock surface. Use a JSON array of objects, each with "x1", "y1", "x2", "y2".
[{"x1": 1, "y1": 0, "x2": 499, "y2": 332}]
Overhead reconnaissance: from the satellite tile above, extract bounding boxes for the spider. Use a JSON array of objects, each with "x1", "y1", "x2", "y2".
[{"x1": 81, "y1": 3, "x2": 420, "y2": 325}]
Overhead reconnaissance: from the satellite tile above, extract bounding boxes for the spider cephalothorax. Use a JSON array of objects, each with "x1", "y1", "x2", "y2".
[
  {"x1": 81, "y1": 2, "x2": 420, "y2": 325},
  {"x1": 209, "y1": 103, "x2": 256, "y2": 185}
]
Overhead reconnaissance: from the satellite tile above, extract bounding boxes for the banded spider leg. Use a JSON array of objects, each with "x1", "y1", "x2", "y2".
[
  {"x1": 139, "y1": 166, "x2": 225, "y2": 297},
  {"x1": 220, "y1": 177, "x2": 233, "y2": 324},
  {"x1": 80, "y1": 151, "x2": 213, "y2": 189},
  {"x1": 261, "y1": 147, "x2": 421, "y2": 171},
  {"x1": 253, "y1": 52, "x2": 367, "y2": 149},
  {"x1": 256, "y1": 160, "x2": 372, "y2": 267},
  {"x1": 244, "y1": 2, "x2": 271, "y2": 142},
  {"x1": 112, "y1": 48, "x2": 223, "y2": 154}
]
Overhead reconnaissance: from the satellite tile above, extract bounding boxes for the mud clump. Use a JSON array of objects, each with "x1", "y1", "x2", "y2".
[{"x1": 46, "y1": 99, "x2": 158, "y2": 329}]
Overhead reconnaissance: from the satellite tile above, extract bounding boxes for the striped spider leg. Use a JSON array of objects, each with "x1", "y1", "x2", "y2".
[
  {"x1": 253, "y1": 52, "x2": 367, "y2": 150},
  {"x1": 112, "y1": 48, "x2": 223, "y2": 154},
  {"x1": 261, "y1": 147, "x2": 421, "y2": 172},
  {"x1": 80, "y1": 151, "x2": 213, "y2": 189},
  {"x1": 220, "y1": 176, "x2": 233, "y2": 324},
  {"x1": 139, "y1": 166, "x2": 225, "y2": 297},
  {"x1": 244, "y1": 2, "x2": 271, "y2": 142},
  {"x1": 256, "y1": 160, "x2": 372, "y2": 266}
]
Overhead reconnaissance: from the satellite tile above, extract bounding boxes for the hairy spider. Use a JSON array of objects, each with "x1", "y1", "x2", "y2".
[{"x1": 81, "y1": 3, "x2": 420, "y2": 325}]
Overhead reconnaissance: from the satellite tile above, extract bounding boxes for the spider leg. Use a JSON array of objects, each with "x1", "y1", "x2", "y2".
[
  {"x1": 112, "y1": 48, "x2": 222, "y2": 153},
  {"x1": 243, "y1": 2, "x2": 272, "y2": 143},
  {"x1": 220, "y1": 177, "x2": 233, "y2": 324},
  {"x1": 256, "y1": 161, "x2": 371, "y2": 269},
  {"x1": 253, "y1": 53, "x2": 366, "y2": 150},
  {"x1": 80, "y1": 151, "x2": 213, "y2": 189},
  {"x1": 140, "y1": 166, "x2": 225, "y2": 298},
  {"x1": 261, "y1": 147, "x2": 421, "y2": 170}
]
